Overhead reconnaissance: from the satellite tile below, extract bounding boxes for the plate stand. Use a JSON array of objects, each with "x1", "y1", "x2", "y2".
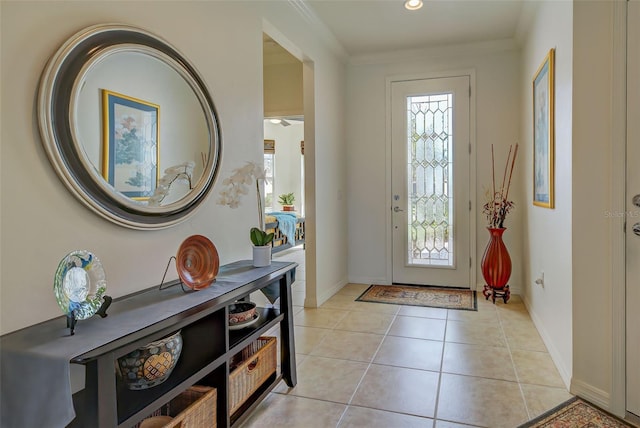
[
  {"x1": 95, "y1": 296, "x2": 113, "y2": 318},
  {"x1": 159, "y1": 256, "x2": 192, "y2": 293},
  {"x1": 66, "y1": 311, "x2": 78, "y2": 336},
  {"x1": 66, "y1": 295, "x2": 113, "y2": 336}
]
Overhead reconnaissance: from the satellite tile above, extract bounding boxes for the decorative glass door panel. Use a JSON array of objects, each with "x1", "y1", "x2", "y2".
[
  {"x1": 407, "y1": 93, "x2": 454, "y2": 267},
  {"x1": 391, "y1": 76, "x2": 471, "y2": 287}
]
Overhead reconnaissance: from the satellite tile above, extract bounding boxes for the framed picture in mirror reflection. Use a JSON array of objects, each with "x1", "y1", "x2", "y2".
[{"x1": 102, "y1": 90, "x2": 160, "y2": 200}]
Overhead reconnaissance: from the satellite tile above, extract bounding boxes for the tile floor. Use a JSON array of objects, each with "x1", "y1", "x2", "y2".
[{"x1": 242, "y1": 248, "x2": 572, "y2": 428}]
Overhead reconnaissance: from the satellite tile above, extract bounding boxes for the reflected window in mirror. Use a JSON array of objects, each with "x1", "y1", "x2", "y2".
[{"x1": 263, "y1": 139, "x2": 275, "y2": 212}]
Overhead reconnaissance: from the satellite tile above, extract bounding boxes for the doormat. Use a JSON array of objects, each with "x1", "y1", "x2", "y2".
[
  {"x1": 356, "y1": 284, "x2": 477, "y2": 311},
  {"x1": 519, "y1": 396, "x2": 635, "y2": 427}
]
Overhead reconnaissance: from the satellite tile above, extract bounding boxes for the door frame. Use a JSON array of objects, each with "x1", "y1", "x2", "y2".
[
  {"x1": 262, "y1": 22, "x2": 318, "y2": 307},
  {"x1": 385, "y1": 70, "x2": 477, "y2": 288},
  {"x1": 611, "y1": 0, "x2": 627, "y2": 418}
]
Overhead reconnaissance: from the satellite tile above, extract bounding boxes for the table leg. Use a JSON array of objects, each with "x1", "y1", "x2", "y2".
[{"x1": 279, "y1": 270, "x2": 297, "y2": 387}]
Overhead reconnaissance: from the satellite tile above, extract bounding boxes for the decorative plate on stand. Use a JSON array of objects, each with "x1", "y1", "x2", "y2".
[
  {"x1": 53, "y1": 250, "x2": 107, "y2": 319},
  {"x1": 176, "y1": 235, "x2": 219, "y2": 290}
]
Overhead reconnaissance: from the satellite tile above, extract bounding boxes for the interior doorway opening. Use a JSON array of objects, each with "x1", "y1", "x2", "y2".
[
  {"x1": 263, "y1": 116, "x2": 304, "y2": 215},
  {"x1": 262, "y1": 32, "x2": 311, "y2": 305}
]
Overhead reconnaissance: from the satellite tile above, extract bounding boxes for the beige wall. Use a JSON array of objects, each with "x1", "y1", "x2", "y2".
[
  {"x1": 571, "y1": 0, "x2": 619, "y2": 410},
  {"x1": 521, "y1": 0, "x2": 629, "y2": 414},
  {"x1": 264, "y1": 61, "x2": 304, "y2": 117},
  {"x1": 0, "y1": 1, "x2": 348, "y2": 334},
  {"x1": 519, "y1": 0, "x2": 573, "y2": 387},
  {"x1": 346, "y1": 43, "x2": 522, "y2": 293}
]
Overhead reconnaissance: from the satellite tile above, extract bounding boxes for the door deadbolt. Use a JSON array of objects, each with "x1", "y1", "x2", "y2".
[{"x1": 633, "y1": 195, "x2": 640, "y2": 208}]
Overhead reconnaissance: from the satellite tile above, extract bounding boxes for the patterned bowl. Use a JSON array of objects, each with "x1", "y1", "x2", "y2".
[
  {"x1": 116, "y1": 330, "x2": 183, "y2": 390},
  {"x1": 228, "y1": 302, "x2": 257, "y2": 325}
]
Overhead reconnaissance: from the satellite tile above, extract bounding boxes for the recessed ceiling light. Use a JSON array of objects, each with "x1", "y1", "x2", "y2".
[
  {"x1": 269, "y1": 119, "x2": 282, "y2": 124},
  {"x1": 404, "y1": 0, "x2": 423, "y2": 11}
]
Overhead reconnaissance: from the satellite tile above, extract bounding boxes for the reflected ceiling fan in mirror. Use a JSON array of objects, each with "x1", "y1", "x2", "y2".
[
  {"x1": 269, "y1": 118, "x2": 291, "y2": 127},
  {"x1": 265, "y1": 116, "x2": 303, "y2": 127}
]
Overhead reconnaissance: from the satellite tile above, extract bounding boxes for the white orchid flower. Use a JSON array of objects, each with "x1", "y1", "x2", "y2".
[
  {"x1": 164, "y1": 165, "x2": 185, "y2": 174},
  {"x1": 159, "y1": 175, "x2": 178, "y2": 186},
  {"x1": 147, "y1": 160, "x2": 197, "y2": 206}
]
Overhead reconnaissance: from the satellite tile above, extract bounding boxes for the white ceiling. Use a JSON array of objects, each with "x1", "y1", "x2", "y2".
[{"x1": 304, "y1": 0, "x2": 526, "y2": 56}]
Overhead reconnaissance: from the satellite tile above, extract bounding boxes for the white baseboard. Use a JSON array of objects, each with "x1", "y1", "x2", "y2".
[
  {"x1": 570, "y1": 378, "x2": 611, "y2": 411},
  {"x1": 348, "y1": 276, "x2": 388, "y2": 286},
  {"x1": 306, "y1": 276, "x2": 348, "y2": 307},
  {"x1": 522, "y1": 296, "x2": 572, "y2": 389}
]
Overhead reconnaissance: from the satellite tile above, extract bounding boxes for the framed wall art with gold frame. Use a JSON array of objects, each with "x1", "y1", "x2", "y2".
[{"x1": 532, "y1": 48, "x2": 555, "y2": 208}]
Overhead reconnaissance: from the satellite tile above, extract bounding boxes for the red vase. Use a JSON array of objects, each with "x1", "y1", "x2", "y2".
[{"x1": 481, "y1": 227, "x2": 512, "y2": 289}]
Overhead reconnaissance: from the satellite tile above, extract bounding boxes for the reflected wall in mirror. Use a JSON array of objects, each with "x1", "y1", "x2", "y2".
[{"x1": 39, "y1": 24, "x2": 221, "y2": 229}]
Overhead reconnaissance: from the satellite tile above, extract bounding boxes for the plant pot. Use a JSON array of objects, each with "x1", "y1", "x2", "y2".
[
  {"x1": 252, "y1": 245, "x2": 272, "y2": 267},
  {"x1": 282, "y1": 205, "x2": 295, "y2": 212},
  {"x1": 481, "y1": 227, "x2": 512, "y2": 289}
]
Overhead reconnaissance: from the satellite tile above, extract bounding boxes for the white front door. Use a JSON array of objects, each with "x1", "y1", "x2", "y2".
[
  {"x1": 626, "y1": 0, "x2": 640, "y2": 418},
  {"x1": 391, "y1": 76, "x2": 472, "y2": 287}
]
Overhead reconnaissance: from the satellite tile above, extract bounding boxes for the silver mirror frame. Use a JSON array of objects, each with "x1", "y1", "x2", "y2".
[{"x1": 38, "y1": 23, "x2": 222, "y2": 230}]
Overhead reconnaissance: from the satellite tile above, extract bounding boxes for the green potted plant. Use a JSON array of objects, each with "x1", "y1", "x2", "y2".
[
  {"x1": 278, "y1": 192, "x2": 296, "y2": 211},
  {"x1": 250, "y1": 227, "x2": 274, "y2": 267},
  {"x1": 217, "y1": 161, "x2": 274, "y2": 267}
]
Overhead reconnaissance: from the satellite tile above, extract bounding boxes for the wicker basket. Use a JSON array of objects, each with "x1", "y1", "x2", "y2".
[
  {"x1": 229, "y1": 337, "x2": 277, "y2": 415},
  {"x1": 137, "y1": 385, "x2": 217, "y2": 428}
]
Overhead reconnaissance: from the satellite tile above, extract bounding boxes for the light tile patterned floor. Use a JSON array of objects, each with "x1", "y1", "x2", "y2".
[{"x1": 242, "y1": 248, "x2": 572, "y2": 428}]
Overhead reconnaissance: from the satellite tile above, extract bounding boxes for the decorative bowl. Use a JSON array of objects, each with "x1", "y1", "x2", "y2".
[
  {"x1": 228, "y1": 302, "x2": 257, "y2": 325},
  {"x1": 116, "y1": 330, "x2": 183, "y2": 390}
]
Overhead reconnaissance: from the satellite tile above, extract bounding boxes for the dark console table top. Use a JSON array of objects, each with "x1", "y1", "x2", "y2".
[{"x1": 0, "y1": 260, "x2": 296, "y2": 428}]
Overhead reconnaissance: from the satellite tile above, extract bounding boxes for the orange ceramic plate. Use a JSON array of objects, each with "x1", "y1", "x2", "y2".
[{"x1": 176, "y1": 235, "x2": 219, "y2": 290}]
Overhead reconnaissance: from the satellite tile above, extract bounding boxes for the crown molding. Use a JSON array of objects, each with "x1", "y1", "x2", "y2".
[{"x1": 287, "y1": 0, "x2": 350, "y2": 62}]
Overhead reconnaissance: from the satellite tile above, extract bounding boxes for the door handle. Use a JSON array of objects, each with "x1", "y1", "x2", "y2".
[
  {"x1": 633, "y1": 223, "x2": 640, "y2": 237},
  {"x1": 393, "y1": 206, "x2": 404, "y2": 212}
]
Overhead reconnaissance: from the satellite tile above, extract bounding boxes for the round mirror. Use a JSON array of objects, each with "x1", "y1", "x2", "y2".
[{"x1": 38, "y1": 24, "x2": 221, "y2": 229}]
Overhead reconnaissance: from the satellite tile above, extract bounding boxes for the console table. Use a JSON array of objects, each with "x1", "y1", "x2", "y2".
[{"x1": 0, "y1": 260, "x2": 297, "y2": 428}]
